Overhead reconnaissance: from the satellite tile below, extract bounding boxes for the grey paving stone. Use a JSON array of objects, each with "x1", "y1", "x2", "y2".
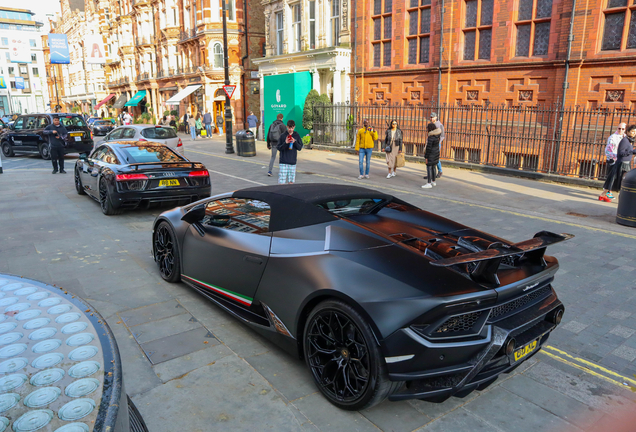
[
  {"x1": 561, "y1": 320, "x2": 589, "y2": 334},
  {"x1": 210, "y1": 319, "x2": 272, "y2": 358},
  {"x1": 293, "y1": 392, "x2": 379, "y2": 432},
  {"x1": 129, "y1": 312, "x2": 203, "y2": 344},
  {"x1": 610, "y1": 325, "x2": 636, "y2": 339},
  {"x1": 501, "y1": 374, "x2": 604, "y2": 429},
  {"x1": 133, "y1": 355, "x2": 303, "y2": 432},
  {"x1": 414, "y1": 408, "x2": 501, "y2": 432},
  {"x1": 361, "y1": 399, "x2": 430, "y2": 432},
  {"x1": 119, "y1": 300, "x2": 187, "y2": 327},
  {"x1": 152, "y1": 343, "x2": 234, "y2": 383},
  {"x1": 141, "y1": 326, "x2": 218, "y2": 364},
  {"x1": 244, "y1": 349, "x2": 317, "y2": 402},
  {"x1": 463, "y1": 386, "x2": 580, "y2": 432},
  {"x1": 612, "y1": 345, "x2": 636, "y2": 362}
]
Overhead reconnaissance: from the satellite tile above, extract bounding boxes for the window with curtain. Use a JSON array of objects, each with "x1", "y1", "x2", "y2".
[
  {"x1": 276, "y1": 12, "x2": 284, "y2": 55},
  {"x1": 309, "y1": 1, "x2": 316, "y2": 49},
  {"x1": 292, "y1": 4, "x2": 301, "y2": 52},
  {"x1": 463, "y1": 0, "x2": 493, "y2": 60},
  {"x1": 515, "y1": 0, "x2": 552, "y2": 56},
  {"x1": 330, "y1": 0, "x2": 341, "y2": 46},
  {"x1": 213, "y1": 43, "x2": 223, "y2": 68}
]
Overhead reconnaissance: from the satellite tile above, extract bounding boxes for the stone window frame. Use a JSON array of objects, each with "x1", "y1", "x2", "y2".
[
  {"x1": 406, "y1": 0, "x2": 432, "y2": 65},
  {"x1": 371, "y1": 0, "x2": 393, "y2": 68},
  {"x1": 462, "y1": 0, "x2": 493, "y2": 61},
  {"x1": 601, "y1": 0, "x2": 636, "y2": 51},
  {"x1": 275, "y1": 11, "x2": 284, "y2": 55},
  {"x1": 514, "y1": 0, "x2": 553, "y2": 58}
]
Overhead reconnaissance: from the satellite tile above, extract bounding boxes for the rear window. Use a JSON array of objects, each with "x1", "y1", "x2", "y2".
[
  {"x1": 55, "y1": 116, "x2": 87, "y2": 127},
  {"x1": 117, "y1": 145, "x2": 185, "y2": 164},
  {"x1": 140, "y1": 127, "x2": 177, "y2": 139},
  {"x1": 94, "y1": 121, "x2": 111, "y2": 126},
  {"x1": 317, "y1": 198, "x2": 388, "y2": 216}
]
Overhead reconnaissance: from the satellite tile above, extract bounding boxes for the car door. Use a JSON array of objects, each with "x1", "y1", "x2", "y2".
[
  {"x1": 82, "y1": 146, "x2": 108, "y2": 196},
  {"x1": 103, "y1": 128, "x2": 124, "y2": 143},
  {"x1": 35, "y1": 116, "x2": 50, "y2": 149},
  {"x1": 22, "y1": 116, "x2": 40, "y2": 151},
  {"x1": 181, "y1": 198, "x2": 272, "y2": 307}
]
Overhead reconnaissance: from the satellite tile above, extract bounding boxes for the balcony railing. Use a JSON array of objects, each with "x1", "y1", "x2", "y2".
[
  {"x1": 136, "y1": 72, "x2": 152, "y2": 81},
  {"x1": 135, "y1": 37, "x2": 153, "y2": 46},
  {"x1": 178, "y1": 29, "x2": 198, "y2": 42}
]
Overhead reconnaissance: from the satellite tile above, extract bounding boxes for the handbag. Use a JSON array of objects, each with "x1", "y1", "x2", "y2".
[
  {"x1": 200, "y1": 129, "x2": 207, "y2": 137},
  {"x1": 396, "y1": 152, "x2": 406, "y2": 168},
  {"x1": 384, "y1": 144, "x2": 392, "y2": 152}
]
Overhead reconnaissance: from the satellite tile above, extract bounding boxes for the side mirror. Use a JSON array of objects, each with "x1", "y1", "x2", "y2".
[
  {"x1": 181, "y1": 204, "x2": 206, "y2": 225},
  {"x1": 79, "y1": 153, "x2": 88, "y2": 161}
]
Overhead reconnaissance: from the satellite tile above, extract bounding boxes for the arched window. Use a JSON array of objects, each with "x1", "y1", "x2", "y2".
[{"x1": 213, "y1": 43, "x2": 223, "y2": 68}]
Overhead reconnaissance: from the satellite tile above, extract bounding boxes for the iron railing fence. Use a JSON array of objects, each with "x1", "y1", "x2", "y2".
[{"x1": 312, "y1": 102, "x2": 636, "y2": 180}]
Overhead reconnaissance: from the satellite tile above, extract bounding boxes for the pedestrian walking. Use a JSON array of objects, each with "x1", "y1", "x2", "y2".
[
  {"x1": 599, "y1": 123, "x2": 626, "y2": 201},
  {"x1": 246, "y1": 111, "x2": 259, "y2": 140},
  {"x1": 216, "y1": 113, "x2": 224, "y2": 136},
  {"x1": 355, "y1": 119, "x2": 378, "y2": 179},
  {"x1": 266, "y1": 113, "x2": 286, "y2": 176},
  {"x1": 384, "y1": 119, "x2": 403, "y2": 178},
  {"x1": 601, "y1": 124, "x2": 636, "y2": 201},
  {"x1": 188, "y1": 115, "x2": 197, "y2": 140},
  {"x1": 421, "y1": 122, "x2": 442, "y2": 189},
  {"x1": 430, "y1": 112, "x2": 445, "y2": 178},
  {"x1": 123, "y1": 111, "x2": 132, "y2": 125},
  {"x1": 42, "y1": 116, "x2": 68, "y2": 174},
  {"x1": 203, "y1": 110, "x2": 213, "y2": 138},
  {"x1": 277, "y1": 120, "x2": 303, "y2": 184},
  {"x1": 195, "y1": 114, "x2": 203, "y2": 137}
]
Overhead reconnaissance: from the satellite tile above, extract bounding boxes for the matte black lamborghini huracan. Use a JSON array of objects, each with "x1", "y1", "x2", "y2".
[
  {"x1": 152, "y1": 184, "x2": 571, "y2": 410},
  {"x1": 75, "y1": 142, "x2": 210, "y2": 215}
]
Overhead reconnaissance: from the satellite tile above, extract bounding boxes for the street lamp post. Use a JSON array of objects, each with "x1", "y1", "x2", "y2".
[{"x1": 222, "y1": 0, "x2": 234, "y2": 154}]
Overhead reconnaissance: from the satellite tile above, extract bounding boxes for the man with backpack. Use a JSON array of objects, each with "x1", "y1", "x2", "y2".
[{"x1": 266, "y1": 113, "x2": 287, "y2": 177}]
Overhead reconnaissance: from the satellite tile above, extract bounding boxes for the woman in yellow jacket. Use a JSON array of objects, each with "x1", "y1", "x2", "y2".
[{"x1": 355, "y1": 119, "x2": 378, "y2": 179}]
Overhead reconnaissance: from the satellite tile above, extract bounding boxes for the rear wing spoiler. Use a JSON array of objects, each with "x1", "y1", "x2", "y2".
[
  {"x1": 125, "y1": 162, "x2": 198, "y2": 171},
  {"x1": 430, "y1": 231, "x2": 574, "y2": 285}
]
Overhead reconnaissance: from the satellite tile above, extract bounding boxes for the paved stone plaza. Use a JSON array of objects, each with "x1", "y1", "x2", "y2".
[{"x1": 1, "y1": 135, "x2": 636, "y2": 431}]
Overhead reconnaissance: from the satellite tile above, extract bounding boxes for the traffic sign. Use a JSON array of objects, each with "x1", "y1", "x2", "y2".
[{"x1": 223, "y1": 85, "x2": 236, "y2": 99}]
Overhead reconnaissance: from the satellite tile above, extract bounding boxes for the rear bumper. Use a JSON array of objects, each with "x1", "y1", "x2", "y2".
[
  {"x1": 383, "y1": 291, "x2": 563, "y2": 402},
  {"x1": 111, "y1": 186, "x2": 211, "y2": 210}
]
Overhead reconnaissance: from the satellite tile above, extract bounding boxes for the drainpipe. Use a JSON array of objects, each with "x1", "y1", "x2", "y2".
[
  {"x1": 352, "y1": 0, "x2": 357, "y2": 104},
  {"x1": 437, "y1": 0, "x2": 445, "y2": 105},
  {"x1": 241, "y1": 0, "x2": 249, "y2": 127}
]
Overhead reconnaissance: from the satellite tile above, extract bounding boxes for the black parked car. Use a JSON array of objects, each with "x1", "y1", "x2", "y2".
[
  {"x1": 75, "y1": 142, "x2": 210, "y2": 215},
  {"x1": 0, "y1": 113, "x2": 94, "y2": 159},
  {"x1": 91, "y1": 119, "x2": 116, "y2": 136},
  {"x1": 152, "y1": 184, "x2": 572, "y2": 410}
]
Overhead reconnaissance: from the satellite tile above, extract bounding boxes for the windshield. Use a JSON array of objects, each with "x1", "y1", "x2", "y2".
[
  {"x1": 55, "y1": 116, "x2": 87, "y2": 127},
  {"x1": 140, "y1": 127, "x2": 177, "y2": 139},
  {"x1": 317, "y1": 198, "x2": 388, "y2": 216},
  {"x1": 117, "y1": 145, "x2": 185, "y2": 164}
]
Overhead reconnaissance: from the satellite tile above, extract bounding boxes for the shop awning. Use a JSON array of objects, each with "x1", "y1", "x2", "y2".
[
  {"x1": 95, "y1": 93, "x2": 116, "y2": 110},
  {"x1": 125, "y1": 90, "x2": 147, "y2": 107},
  {"x1": 112, "y1": 94, "x2": 128, "y2": 109},
  {"x1": 165, "y1": 85, "x2": 201, "y2": 105}
]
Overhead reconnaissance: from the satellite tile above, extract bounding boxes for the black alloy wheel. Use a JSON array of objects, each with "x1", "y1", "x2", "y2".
[
  {"x1": 154, "y1": 221, "x2": 181, "y2": 283},
  {"x1": 99, "y1": 178, "x2": 122, "y2": 215},
  {"x1": 1, "y1": 142, "x2": 13, "y2": 157},
  {"x1": 75, "y1": 167, "x2": 86, "y2": 195},
  {"x1": 39, "y1": 143, "x2": 51, "y2": 160},
  {"x1": 303, "y1": 300, "x2": 401, "y2": 410}
]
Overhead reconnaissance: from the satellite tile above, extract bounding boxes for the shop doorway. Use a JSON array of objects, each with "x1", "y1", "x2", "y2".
[{"x1": 213, "y1": 89, "x2": 225, "y2": 134}]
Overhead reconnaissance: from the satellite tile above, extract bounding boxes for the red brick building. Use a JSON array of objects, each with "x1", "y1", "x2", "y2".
[{"x1": 352, "y1": 0, "x2": 636, "y2": 109}]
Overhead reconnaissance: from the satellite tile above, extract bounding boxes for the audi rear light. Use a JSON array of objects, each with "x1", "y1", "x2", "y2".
[
  {"x1": 189, "y1": 170, "x2": 209, "y2": 177},
  {"x1": 116, "y1": 173, "x2": 149, "y2": 181}
]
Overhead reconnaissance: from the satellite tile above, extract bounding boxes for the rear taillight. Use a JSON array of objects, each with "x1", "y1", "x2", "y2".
[
  {"x1": 189, "y1": 170, "x2": 209, "y2": 177},
  {"x1": 177, "y1": 138, "x2": 183, "y2": 147},
  {"x1": 116, "y1": 173, "x2": 149, "y2": 181},
  {"x1": 138, "y1": 138, "x2": 147, "y2": 142}
]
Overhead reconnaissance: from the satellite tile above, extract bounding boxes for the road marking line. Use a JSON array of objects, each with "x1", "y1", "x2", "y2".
[
  {"x1": 182, "y1": 149, "x2": 636, "y2": 239},
  {"x1": 206, "y1": 168, "x2": 266, "y2": 186}
]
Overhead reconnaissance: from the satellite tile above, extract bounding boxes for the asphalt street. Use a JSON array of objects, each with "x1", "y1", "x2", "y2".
[{"x1": 1, "y1": 134, "x2": 636, "y2": 431}]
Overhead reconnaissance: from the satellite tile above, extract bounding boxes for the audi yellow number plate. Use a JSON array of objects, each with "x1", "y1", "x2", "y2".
[
  {"x1": 513, "y1": 340, "x2": 538, "y2": 362},
  {"x1": 159, "y1": 179, "x2": 180, "y2": 187}
]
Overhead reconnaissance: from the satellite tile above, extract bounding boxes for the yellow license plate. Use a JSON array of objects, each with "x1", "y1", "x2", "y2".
[
  {"x1": 159, "y1": 179, "x2": 180, "y2": 187},
  {"x1": 70, "y1": 132, "x2": 82, "y2": 137},
  {"x1": 513, "y1": 340, "x2": 538, "y2": 362}
]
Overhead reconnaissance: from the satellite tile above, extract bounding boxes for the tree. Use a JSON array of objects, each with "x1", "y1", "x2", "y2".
[{"x1": 302, "y1": 89, "x2": 321, "y2": 131}]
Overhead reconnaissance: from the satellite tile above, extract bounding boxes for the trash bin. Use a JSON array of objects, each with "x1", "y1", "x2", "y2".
[
  {"x1": 617, "y1": 168, "x2": 636, "y2": 227},
  {"x1": 235, "y1": 130, "x2": 256, "y2": 157}
]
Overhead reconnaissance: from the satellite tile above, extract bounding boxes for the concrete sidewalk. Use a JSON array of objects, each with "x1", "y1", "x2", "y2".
[{"x1": 1, "y1": 136, "x2": 635, "y2": 431}]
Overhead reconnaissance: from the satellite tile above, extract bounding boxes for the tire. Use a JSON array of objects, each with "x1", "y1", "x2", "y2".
[
  {"x1": 1, "y1": 142, "x2": 13, "y2": 157},
  {"x1": 153, "y1": 221, "x2": 181, "y2": 283},
  {"x1": 303, "y1": 300, "x2": 402, "y2": 410},
  {"x1": 39, "y1": 143, "x2": 51, "y2": 160},
  {"x1": 99, "y1": 178, "x2": 122, "y2": 215},
  {"x1": 74, "y1": 167, "x2": 86, "y2": 195}
]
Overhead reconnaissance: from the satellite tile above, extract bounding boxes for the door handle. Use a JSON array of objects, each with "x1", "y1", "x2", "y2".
[{"x1": 244, "y1": 256, "x2": 263, "y2": 265}]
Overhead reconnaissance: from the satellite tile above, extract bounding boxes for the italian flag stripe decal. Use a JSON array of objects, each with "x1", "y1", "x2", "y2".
[{"x1": 181, "y1": 275, "x2": 253, "y2": 307}]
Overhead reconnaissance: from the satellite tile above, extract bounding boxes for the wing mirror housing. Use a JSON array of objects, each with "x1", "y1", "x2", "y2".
[{"x1": 181, "y1": 204, "x2": 206, "y2": 224}]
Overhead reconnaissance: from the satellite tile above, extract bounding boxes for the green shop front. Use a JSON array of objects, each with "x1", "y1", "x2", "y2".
[{"x1": 263, "y1": 72, "x2": 312, "y2": 139}]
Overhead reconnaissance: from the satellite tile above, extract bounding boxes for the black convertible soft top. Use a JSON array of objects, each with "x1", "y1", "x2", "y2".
[{"x1": 233, "y1": 183, "x2": 393, "y2": 231}]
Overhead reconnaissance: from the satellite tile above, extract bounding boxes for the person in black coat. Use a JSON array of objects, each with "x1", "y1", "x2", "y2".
[
  {"x1": 610, "y1": 124, "x2": 636, "y2": 194},
  {"x1": 276, "y1": 119, "x2": 303, "y2": 184},
  {"x1": 422, "y1": 122, "x2": 442, "y2": 189},
  {"x1": 42, "y1": 117, "x2": 68, "y2": 174}
]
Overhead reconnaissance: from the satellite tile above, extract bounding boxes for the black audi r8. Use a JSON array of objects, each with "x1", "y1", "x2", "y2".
[
  {"x1": 152, "y1": 184, "x2": 571, "y2": 410},
  {"x1": 75, "y1": 142, "x2": 210, "y2": 215}
]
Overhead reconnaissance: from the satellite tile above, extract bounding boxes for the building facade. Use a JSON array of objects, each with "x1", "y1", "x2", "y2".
[
  {"x1": 0, "y1": 7, "x2": 49, "y2": 115},
  {"x1": 352, "y1": 0, "x2": 636, "y2": 109},
  {"x1": 102, "y1": 0, "x2": 264, "y2": 129}
]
